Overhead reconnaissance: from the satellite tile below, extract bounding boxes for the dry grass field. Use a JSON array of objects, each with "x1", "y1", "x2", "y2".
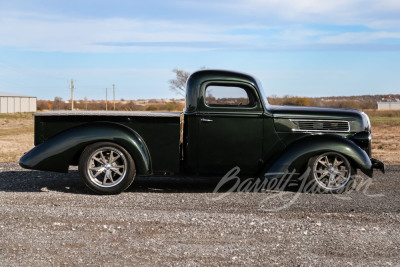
[
  {"x1": 0, "y1": 113, "x2": 34, "y2": 162},
  {"x1": 0, "y1": 111, "x2": 399, "y2": 164}
]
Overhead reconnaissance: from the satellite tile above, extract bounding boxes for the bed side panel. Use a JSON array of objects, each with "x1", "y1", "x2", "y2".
[{"x1": 34, "y1": 114, "x2": 181, "y2": 174}]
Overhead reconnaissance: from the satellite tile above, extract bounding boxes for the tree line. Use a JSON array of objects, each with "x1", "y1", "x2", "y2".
[
  {"x1": 37, "y1": 98, "x2": 185, "y2": 112},
  {"x1": 36, "y1": 69, "x2": 398, "y2": 112},
  {"x1": 267, "y1": 95, "x2": 381, "y2": 110},
  {"x1": 37, "y1": 94, "x2": 387, "y2": 112}
]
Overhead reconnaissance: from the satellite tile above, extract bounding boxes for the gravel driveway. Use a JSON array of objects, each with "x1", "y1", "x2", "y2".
[{"x1": 0, "y1": 162, "x2": 399, "y2": 266}]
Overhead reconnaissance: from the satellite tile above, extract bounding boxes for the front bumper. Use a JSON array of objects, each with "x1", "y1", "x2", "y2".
[{"x1": 371, "y1": 158, "x2": 386, "y2": 174}]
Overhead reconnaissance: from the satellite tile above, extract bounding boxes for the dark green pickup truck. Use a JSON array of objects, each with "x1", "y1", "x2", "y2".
[{"x1": 20, "y1": 69, "x2": 385, "y2": 194}]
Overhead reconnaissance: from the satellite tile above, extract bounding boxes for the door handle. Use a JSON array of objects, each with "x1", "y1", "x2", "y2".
[{"x1": 201, "y1": 118, "x2": 213, "y2": 123}]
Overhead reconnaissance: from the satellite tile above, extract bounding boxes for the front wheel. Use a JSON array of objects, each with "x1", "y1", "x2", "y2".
[
  {"x1": 79, "y1": 142, "x2": 136, "y2": 194},
  {"x1": 305, "y1": 152, "x2": 354, "y2": 193}
]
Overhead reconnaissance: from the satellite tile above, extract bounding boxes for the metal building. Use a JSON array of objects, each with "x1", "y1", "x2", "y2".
[
  {"x1": 377, "y1": 102, "x2": 400, "y2": 110},
  {"x1": 0, "y1": 92, "x2": 37, "y2": 113}
]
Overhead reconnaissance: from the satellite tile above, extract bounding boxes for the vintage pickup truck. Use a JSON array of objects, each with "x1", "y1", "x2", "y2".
[{"x1": 20, "y1": 69, "x2": 385, "y2": 194}]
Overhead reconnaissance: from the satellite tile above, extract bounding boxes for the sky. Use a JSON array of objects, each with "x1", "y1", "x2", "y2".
[{"x1": 0, "y1": 0, "x2": 399, "y2": 100}]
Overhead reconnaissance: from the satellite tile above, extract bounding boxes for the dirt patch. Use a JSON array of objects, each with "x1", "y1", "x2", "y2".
[
  {"x1": 371, "y1": 124, "x2": 400, "y2": 164},
  {"x1": 0, "y1": 115, "x2": 34, "y2": 162}
]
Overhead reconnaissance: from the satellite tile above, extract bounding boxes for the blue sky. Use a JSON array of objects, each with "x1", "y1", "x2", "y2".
[{"x1": 0, "y1": 0, "x2": 399, "y2": 100}]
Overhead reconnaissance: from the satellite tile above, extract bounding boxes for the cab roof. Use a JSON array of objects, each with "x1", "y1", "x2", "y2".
[{"x1": 185, "y1": 69, "x2": 260, "y2": 112}]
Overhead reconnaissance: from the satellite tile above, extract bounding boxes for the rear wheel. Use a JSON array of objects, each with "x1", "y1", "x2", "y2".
[
  {"x1": 79, "y1": 142, "x2": 136, "y2": 194},
  {"x1": 306, "y1": 152, "x2": 353, "y2": 193}
]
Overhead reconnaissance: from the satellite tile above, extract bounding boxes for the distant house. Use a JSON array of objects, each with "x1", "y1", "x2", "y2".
[
  {"x1": 377, "y1": 102, "x2": 400, "y2": 110},
  {"x1": 0, "y1": 92, "x2": 37, "y2": 113}
]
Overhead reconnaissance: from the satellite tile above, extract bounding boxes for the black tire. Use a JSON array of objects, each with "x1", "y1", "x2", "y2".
[
  {"x1": 79, "y1": 142, "x2": 136, "y2": 194},
  {"x1": 304, "y1": 152, "x2": 354, "y2": 194}
]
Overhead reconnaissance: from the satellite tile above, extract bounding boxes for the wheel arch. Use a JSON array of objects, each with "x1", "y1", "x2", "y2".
[
  {"x1": 263, "y1": 134, "x2": 373, "y2": 179},
  {"x1": 19, "y1": 122, "x2": 152, "y2": 174}
]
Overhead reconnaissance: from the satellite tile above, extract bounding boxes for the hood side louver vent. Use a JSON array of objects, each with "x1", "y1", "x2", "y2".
[{"x1": 291, "y1": 120, "x2": 350, "y2": 133}]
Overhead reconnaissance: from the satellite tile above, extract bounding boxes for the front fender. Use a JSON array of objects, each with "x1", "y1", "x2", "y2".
[
  {"x1": 264, "y1": 134, "x2": 373, "y2": 178},
  {"x1": 19, "y1": 122, "x2": 152, "y2": 174}
]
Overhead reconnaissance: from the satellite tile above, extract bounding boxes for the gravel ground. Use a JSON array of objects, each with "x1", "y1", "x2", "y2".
[{"x1": 0, "y1": 162, "x2": 399, "y2": 266}]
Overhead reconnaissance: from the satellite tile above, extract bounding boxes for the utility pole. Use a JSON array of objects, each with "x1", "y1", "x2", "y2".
[
  {"x1": 113, "y1": 84, "x2": 116, "y2": 110},
  {"x1": 84, "y1": 96, "x2": 88, "y2": 110},
  {"x1": 70, "y1": 79, "x2": 75, "y2": 110},
  {"x1": 106, "y1": 88, "x2": 108, "y2": 111}
]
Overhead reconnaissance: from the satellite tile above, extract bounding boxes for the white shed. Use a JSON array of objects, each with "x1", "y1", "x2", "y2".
[
  {"x1": 0, "y1": 92, "x2": 37, "y2": 113},
  {"x1": 377, "y1": 102, "x2": 400, "y2": 110}
]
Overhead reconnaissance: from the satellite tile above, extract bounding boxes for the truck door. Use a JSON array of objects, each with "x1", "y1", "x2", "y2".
[{"x1": 196, "y1": 82, "x2": 264, "y2": 176}]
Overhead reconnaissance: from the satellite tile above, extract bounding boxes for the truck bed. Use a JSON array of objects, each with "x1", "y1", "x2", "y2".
[{"x1": 34, "y1": 111, "x2": 182, "y2": 174}]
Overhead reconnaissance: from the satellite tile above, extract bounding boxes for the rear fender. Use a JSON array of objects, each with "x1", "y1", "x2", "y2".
[
  {"x1": 19, "y1": 122, "x2": 152, "y2": 174},
  {"x1": 264, "y1": 134, "x2": 373, "y2": 179}
]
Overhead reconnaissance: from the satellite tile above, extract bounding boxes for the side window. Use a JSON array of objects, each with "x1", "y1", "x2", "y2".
[{"x1": 205, "y1": 85, "x2": 255, "y2": 107}]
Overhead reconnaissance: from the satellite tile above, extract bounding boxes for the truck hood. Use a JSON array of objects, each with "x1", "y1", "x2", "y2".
[
  {"x1": 268, "y1": 105, "x2": 371, "y2": 133},
  {"x1": 268, "y1": 105, "x2": 364, "y2": 120}
]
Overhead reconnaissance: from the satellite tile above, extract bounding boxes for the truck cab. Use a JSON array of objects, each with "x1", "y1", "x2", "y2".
[{"x1": 183, "y1": 70, "x2": 281, "y2": 176}]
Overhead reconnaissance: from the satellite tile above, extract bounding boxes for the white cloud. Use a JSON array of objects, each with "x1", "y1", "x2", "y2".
[
  {"x1": 367, "y1": 19, "x2": 400, "y2": 30},
  {"x1": 0, "y1": 11, "x2": 248, "y2": 52},
  {"x1": 3, "y1": 10, "x2": 275, "y2": 53},
  {"x1": 319, "y1": 32, "x2": 400, "y2": 44},
  {"x1": 0, "y1": 2, "x2": 400, "y2": 53},
  {"x1": 192, "y1": 0, "x2": 400, "y2": 27}
]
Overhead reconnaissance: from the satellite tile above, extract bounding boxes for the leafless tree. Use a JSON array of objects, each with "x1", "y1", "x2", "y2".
[
  {"x1": 169, "y1": 69, "x2": 191, "y2": 97},
  {"x1": 53, "y1": 96, "x2": 63, "y2": 110}
]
